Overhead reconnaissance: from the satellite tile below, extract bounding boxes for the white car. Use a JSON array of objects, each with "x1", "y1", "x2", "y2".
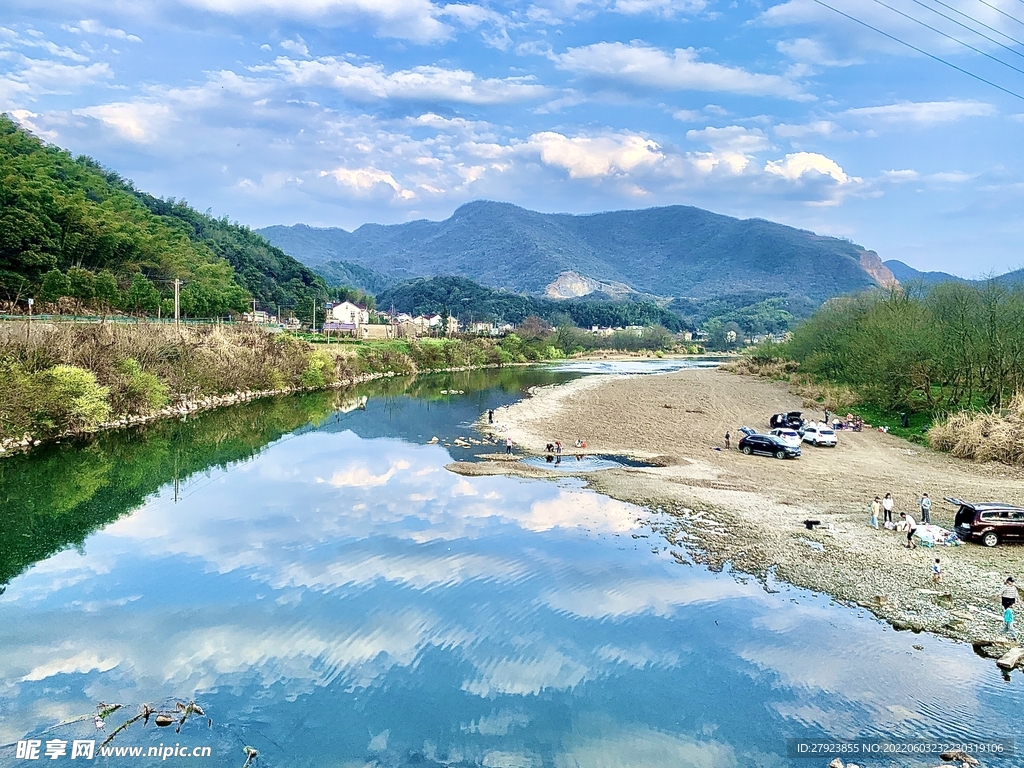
[
  {"x1": 802, "y1": 424, "x2": 838, "y2": 447},
  {"x1": 769, "y1": 428, "x2": 802, "y2": 448}
]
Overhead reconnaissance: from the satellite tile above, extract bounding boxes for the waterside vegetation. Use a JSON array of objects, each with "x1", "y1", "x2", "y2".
[{"x1": 733, "y1": 281, "x2": 1024, "y2": 464}]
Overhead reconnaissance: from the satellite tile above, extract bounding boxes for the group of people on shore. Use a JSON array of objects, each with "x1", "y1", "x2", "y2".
[{"x1": 868, "y1": 492, "x2": 933, "y2": 548}]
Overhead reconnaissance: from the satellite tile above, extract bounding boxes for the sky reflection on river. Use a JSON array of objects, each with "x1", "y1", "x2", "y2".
[{"x1": 1, "y1": 366, "x2": 1021, "y2": 767}]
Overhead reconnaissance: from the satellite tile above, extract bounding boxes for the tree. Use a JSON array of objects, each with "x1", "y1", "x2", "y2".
[
  {"x1": 67, "y1": 266, "x2": 96, "y2": 304},
  {"x1": 518, "y1": 315, "x2": 551, "y2": 339},
  {"x1": 39, "y1": 269, "x2": 71, "y2": 303},
  {"x1": 124, "y1": 274, "x2": 160, "y2": 315},
  {"x1": 94, "y1": 270, "x2": 120, "y2": 312}
]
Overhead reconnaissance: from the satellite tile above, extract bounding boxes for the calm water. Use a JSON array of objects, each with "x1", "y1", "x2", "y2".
[{"x1": 1, "y1": 362, "x2": 1020, "y2": 767}]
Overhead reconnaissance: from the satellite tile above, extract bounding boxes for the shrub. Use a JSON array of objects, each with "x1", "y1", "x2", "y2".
[
  {"x1": 115, "y1": 358, "x2": 170, "y2": 414},
  {"x1": 299, "y1": 350, "x2": 335, "y2": 388},
  {"x1": 34, "y1": 365, "x2": 111, "y2": 433}
]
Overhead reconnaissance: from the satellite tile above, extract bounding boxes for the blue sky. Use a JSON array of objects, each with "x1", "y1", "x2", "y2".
[{"x1": 2, "y1": 0, "x2": 1022, "y2": 275}]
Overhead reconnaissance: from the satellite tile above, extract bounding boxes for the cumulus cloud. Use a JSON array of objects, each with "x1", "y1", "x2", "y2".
[
  {"x1": 765, "y1": 151, "x2": 854, "y2": 184},
  {"x1": 178, "y1": 0, "x2": 451, "y2": 43},
  {"x1": 844, "y1": 100, "x2": 996, "y2": 125},
  {"x1": 267, "y1": 56, "x2": 547, "y2": 104},
  {"x1": 522, "y1": 130, "x2": 662, "y2": 179},
  {"x1": 0, "y1": 55, "x2": 112, "y2": 103},
  {"x1": 554, "y1": 41, "x2": 808, "y2": 99}
]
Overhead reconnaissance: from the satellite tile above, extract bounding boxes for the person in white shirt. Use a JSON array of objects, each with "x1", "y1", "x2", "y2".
[
  {"x1": 882, "y1": 493, "x2": 895, "y2": 524},
  {"x1": 900, "y1": 511, "x2": 917, "y2": 549}
]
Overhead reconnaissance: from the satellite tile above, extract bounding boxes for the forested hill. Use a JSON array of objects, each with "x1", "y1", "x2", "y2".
[
  {"x1": 376, "y1": 276, "x2": 686, "y2": 331},
  {"x1": 259, "y1": 200, "x2": 895, "y2": 303},
  {"x1": 884, "y1": 259, "x2": 1024, "y2": 287},
  {"x1": 0, "y1": 115, "x2": 326, "y2": 316}
]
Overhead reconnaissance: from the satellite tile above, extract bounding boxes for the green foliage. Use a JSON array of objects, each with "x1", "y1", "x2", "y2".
[
  {"x1": 124, "y1": 274, "x2": 160, "y2": 314},
  {"x1": 39, "y1": 269, "x2": 71, "y2": 302},
  {"x1": 116, "y1": 358, "x2": 169, "y2": 414},
  {"x1": 783, "y1": 282, "x2": 1024, "y2": 414},
  {"x1": 0, "y1": 114, "x2": 329, "y2": 316},
  {"x1": 34, "y1": 365, "x2": 111, "y2": 432},
  {"x1": 299, "y1": 350, "x2": 334, "y2": 388}
]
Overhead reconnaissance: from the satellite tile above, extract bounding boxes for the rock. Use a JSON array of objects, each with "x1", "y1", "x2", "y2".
[
  {"x1": 427, "y1": 437, "x2": 439, "y2": 444},
  {"x1": 829, "y1": 759, "x2": 844, "y2": 768},
  {"x1": 995, "y1": 646, "x2": 1024, "y2": 670},
  {"x1": 940, "y1": 749, "x2": 980, "y2": 766},
  {"x1": 154, "y1": 714, "x2": 174, "y2": 727},
  {"x1": 973, "y1": 640, "x2": 1014, "y2": 659},
  {"x1": 935, "y1": 593, "x2": 955, "y2": 609}
]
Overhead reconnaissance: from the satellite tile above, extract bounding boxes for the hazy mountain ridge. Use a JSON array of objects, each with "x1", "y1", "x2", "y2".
[
  {"x1": 884, "y1": 260, "x2": 1024, "y2": 287},
  {"x1": 258, "y1": 201, "x2": 894, "y2": 304}
]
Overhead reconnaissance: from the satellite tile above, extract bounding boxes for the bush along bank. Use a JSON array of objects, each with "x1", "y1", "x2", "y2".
[{"x1": 0, "y1": 324, "x2": 542, "y2": 455}]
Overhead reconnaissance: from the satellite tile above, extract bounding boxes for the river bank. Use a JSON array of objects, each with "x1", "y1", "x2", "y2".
[{"x1": 460, "y1": 366, "x2": 1024, "y2": 653}]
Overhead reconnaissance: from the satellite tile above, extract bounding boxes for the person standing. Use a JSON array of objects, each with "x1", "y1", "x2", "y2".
[
  {"x1": 1000, "y1": 577, "x2": 1018, "y2": 610},
  {"x1": 724, "y1": 432, "x2": 731, "y2": 449},
  {"x1": 869, "y1": 496, "x2": 881, "y2": 529},
  {"x1": 932, "y1": 558, "x2": 942, "y2": 584},
  {"x1": 1002, "y1": 605, "x2": 1017, "y2": 640},
  {"x1": 505, "y1": 437, "x2": 513, "y2": 455},
  {"x1": 882, "y1": 493, "x2": 894, "y2": 525},
  {"x1": 918, "y1": 493, "x2": 931, "y2": 524},
  {"x1": 899, "y1": 511, "x2": 917, "y2": 549},
  {"x1": 488, "y1": 409, "x2": 494, "y2": 424}
]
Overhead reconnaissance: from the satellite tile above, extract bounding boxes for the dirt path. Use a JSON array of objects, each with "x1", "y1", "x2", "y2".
[{"x1": 459, "y1": 367, "x2": 1024, "y2": 654}]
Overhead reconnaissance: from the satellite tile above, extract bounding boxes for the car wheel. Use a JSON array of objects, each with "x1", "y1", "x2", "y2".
[
  {"x1": 982, "y1": 532, "x2": 999, "y2": 547},
  {"x1": 741, "y1": 446, "x2": 752, "y2": 455},
  {"x1": 775, "y1": 450, "x2": 786, "y2": 459}
]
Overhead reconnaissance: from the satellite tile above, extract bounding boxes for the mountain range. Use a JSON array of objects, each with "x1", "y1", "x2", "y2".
[
  {"x1": 883, "y1": 260, "x2": 1024, "y2": 287},
  {"x1": 258, "y1": 201, "x2": 897, "y2": 304}
]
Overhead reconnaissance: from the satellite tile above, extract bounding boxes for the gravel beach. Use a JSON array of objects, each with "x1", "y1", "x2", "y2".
[{"x1": 454, "y1": 366, "x2": 1024, "y2": 653}]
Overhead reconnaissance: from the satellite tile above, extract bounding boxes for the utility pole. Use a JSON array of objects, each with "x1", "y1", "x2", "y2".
[
  {"x1": 173, "y1": 279, "x2": 180, "y2": 326},
  {"x1": 311, "y1": 298, "x2": 316, "y2": 335},
  {"x1": 26, "y1": 297, "x2": 33, "y2": 340}
]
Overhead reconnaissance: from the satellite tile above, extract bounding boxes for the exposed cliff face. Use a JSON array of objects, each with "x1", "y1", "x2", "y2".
[
  {"x1": 544, "y1": 271, "x2": 636, "y2": 299},
  {"x1": 859, "y1": 250, "x2": 898, "y2": 287}
]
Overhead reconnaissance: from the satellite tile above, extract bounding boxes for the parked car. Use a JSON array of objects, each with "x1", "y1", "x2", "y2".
[
  {"x1": 738, "y1": 433, "x2": 801, "y2": 459},
  {"x1": 802, "y1": 424, "x2": 838, "y2": 447},
  {"x1": 770, "y1": 411, "x2": 805, "y2": 430},
  {"x1": 769, "y1": 428, "x2": 802, "y2": 448},
  {"x1": 949, "y1": 497, "x2": 1024, "y2": 547}
]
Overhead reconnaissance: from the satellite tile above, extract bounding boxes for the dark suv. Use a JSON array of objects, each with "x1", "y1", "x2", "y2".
[
  {"x1": 949, "y1": 497, "x2": 1024, "y2": 547},
  {"x1": 770, "y1": 411, "x2": 805, "y2": 430},
  {"x1": 738, "y1": 434, "x2": 801, "y2": 459}
]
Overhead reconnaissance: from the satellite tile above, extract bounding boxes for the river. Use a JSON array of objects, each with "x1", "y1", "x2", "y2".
[{"x1": 0, "y1": 361, "x2": 1020, "y2": 767}]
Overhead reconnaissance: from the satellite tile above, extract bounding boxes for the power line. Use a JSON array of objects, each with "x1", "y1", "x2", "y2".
[
  {"x1": 918, "y1": 0, "x2": 1024, "y2": 51},
  {"x1": 974, "y1": 0, "x2": 1024, "y2": 30},
  {"x1": 866, "y1": 0, "x2": 1024, "y2": 76},
  {"x1": 810, "y1": 0, "x2": 1024, "y2": 100}
]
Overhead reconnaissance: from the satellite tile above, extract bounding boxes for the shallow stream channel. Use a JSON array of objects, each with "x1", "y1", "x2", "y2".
[{"x1": 1, "y1": 361, "x2": 1020, "y2": 767}]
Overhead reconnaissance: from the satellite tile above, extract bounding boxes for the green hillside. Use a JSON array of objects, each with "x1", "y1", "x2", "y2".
[
  {"x1": 376, "y1": 276, "x2": 686, "y2": 332},
  {"x1": 0, "y1": 115, "x2": 327, "y2": 317},
  {"x1": 259, "y1": 200, "x2": 892, "y2": 303}
]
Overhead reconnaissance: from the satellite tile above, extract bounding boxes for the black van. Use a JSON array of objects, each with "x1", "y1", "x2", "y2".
[{"x1": 948, "y1": 497, "x2": 1024, "y2": 547}]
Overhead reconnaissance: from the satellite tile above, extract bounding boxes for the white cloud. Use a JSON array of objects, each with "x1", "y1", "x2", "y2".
[
  {"x1": 0, "y1": 55, "x2": 112, "y2": 103},
  {"x1": 773, "y1": 120, "x2": 843, "y2": 138},
  {"x1": 74, "y1": 102, "x2": 174, "y2": 142},
  {"x1": 64, "y1": 19, "x2": 142, "y2": 42},
  {"x1": 522, "y1": 130, "x2": 662, "y2": 179},
  {"x1": 883, "y1": 169, "x2": 919, "y2": 182},
  {"x1": 268, "y1": 57, "x2": 547, "y2": 104},
  {"x1": 671, "y1": 109, "x2": 703, "y2": 122},
  {"x1": 279, "y1": 36, "x2": 309, "y2": 56},
  {"x1": 686, "y1": 125, "x2": 771, "y2": 153},
  {"x1": 765, "y1": 151, "x2": 853, "y2": 184},
  {"x1": 320, "y1": 166, "x2": 417, "y2": 199},
  {"x1": 612, "y1": 0, "x2": 707, "y2": 16},
  {"x1": 554, "y1": 41, "x2": 808, "y2": 100},
  {"x1": 845, "y1": 100, "x2": 996, "y2": 125},
  {"x1": 178, "y1": 0, "x2": 451, "y2": 43},
  {"x1": 776, "y1": 38, "x2": 858, "y2": 67}
]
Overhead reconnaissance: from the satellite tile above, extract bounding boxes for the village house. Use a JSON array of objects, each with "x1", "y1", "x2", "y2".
[{"x1": 324, "y1": 301, "x2": 370, "y2": 333}]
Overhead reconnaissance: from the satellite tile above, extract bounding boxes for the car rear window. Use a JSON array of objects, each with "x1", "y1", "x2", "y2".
[{"x1": 820, "y1": 429, "x2": 835, "y2": 435}]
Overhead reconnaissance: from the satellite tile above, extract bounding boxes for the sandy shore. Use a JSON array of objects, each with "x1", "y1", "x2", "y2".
[{"x1": 458, "y1": 367, "x2": 1024, "y2": 654}]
